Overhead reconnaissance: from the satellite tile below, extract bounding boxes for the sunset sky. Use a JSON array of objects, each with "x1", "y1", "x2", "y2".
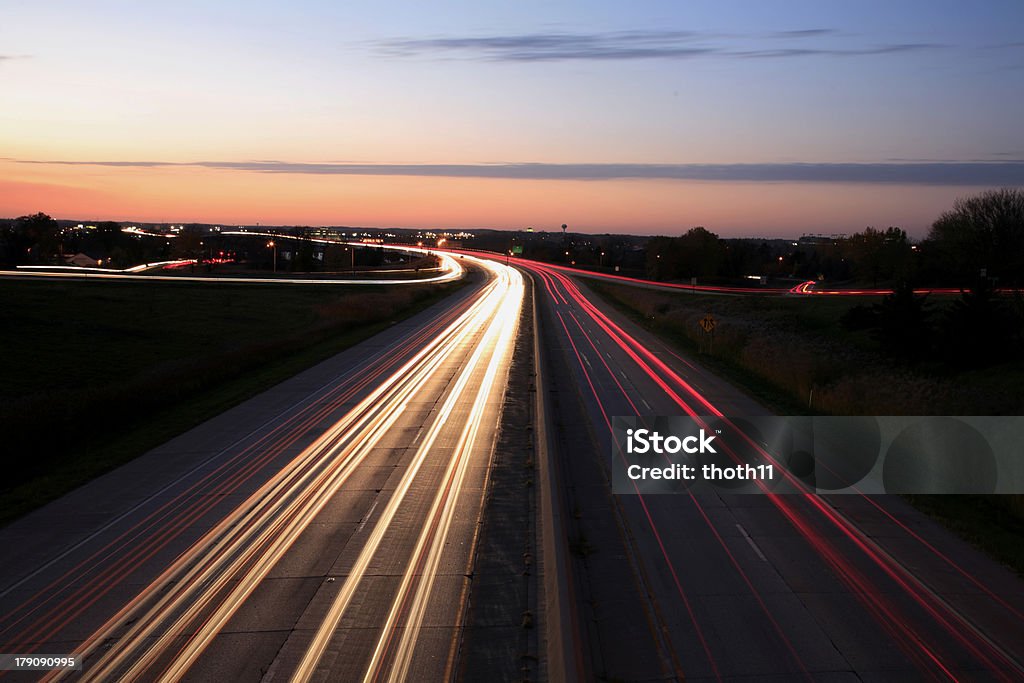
[{"x1": 3, "y1": 1, "x2": 1023, "y2": 236}]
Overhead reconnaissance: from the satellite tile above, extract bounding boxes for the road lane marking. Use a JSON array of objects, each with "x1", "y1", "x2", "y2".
[
  {"x1": 356, "y1": 499, "x2": 380, "y2": 534},
  {"x1": 736, "y1": 524, "x2": 768, "y2": 562}
]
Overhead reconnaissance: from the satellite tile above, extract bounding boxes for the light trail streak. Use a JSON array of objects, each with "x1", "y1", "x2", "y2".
[
  {"x1": 551, "y1": 260, "x2": 1019, "y2": 677},
  {"x1": 288, "y1": 262, "x2": 524, "y2": 683},
  {"x1": 454, "y1": 248, "x2": 982, "y2": 298},
  {"x1": 15, "y1": 259, "x2": 195, "y2": 273},
  {"x1": 551, "y1": 304, "x2": 720, "y2": 679},
  {"x1": 552, "y1": 271, "x2": 1024, "y2": 668},
  {"x1": 510, "y1": 257, "x2": 1024, "y2": 680},
  {"x1": 0, "y1": 295, "x2": 473, "y2": 656},
  {"x1": 367, "y1": 266, "x2": 522, "y2": 683},
  {"x1": 561, "y1": 270, "x2": 1024, "y2": 662},
  {"x1": 2, "y1": 245, "x2": 462, "y2": 285},
  {"x1": 68, "y1": 340, "x2": 457, "y2": 681},
  {"x1": 445, "y1": 248, "x2": 787, "y2": 295},
  {"x1": 561, "y1": 305, "x2": 812, "y2": 677},
  {"x1": 789, "y1": 280, "x2": 980, "y2": 296},
  {"x1": 556, "y1": 305, "x2": 786, "y2": 681},
  {"x1": 581, "y1": 274, "x2": 1024, "y2": 649},
  {"x1": 26, "y1": 255, "x2": 521, "y2": 682}
]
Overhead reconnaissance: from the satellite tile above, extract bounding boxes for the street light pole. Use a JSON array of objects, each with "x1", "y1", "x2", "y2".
[{"x1": 268, "y1": 240, "x2": 277, "y2": 273}]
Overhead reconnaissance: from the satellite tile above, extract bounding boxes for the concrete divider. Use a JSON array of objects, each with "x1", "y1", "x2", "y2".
[{"x1": 529, "y1": 274, "x2": 582, "y2": 682}]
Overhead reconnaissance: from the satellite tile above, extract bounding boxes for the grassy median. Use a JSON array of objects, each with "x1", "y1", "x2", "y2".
[{"x1": 0, "y1": 277, "x2": 464, "y2": 525}]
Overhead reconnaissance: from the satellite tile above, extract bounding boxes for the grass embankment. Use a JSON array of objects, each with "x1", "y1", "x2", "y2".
[
  {"x1": 588, "y1": 281, "x2": 1024, "y2": 575},
  {"x1": 589, "y1": 282, "x2": 1023, "y2": 415},
  {"x1": 0, "y1": 278, "x2": 463, "y2": 525}
]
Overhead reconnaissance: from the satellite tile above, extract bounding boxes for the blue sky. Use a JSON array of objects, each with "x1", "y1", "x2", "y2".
[{"x1": 2, "y1": 1, "x2": 1023, "y2": 234}]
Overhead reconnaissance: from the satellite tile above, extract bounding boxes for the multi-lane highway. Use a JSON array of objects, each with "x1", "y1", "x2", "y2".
[
  {"x1": 518, "y1": 257, "x2": 1024, "y2": 681},
  {"x1": 0, "y1": 254, "x2": 522, "y2": 681},
  {"x1": 3, "y1": 247, "x2": 1024, "y2": 682}
]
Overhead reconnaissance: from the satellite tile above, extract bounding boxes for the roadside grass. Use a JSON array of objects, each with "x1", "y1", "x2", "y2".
[
  {"x1": 587, "y1": 281, "x2": 879, "y2": 415},
  {"x1": 587, "y1": 282, "x2": 1023, "y2": 415},
  {"x1": 906, "y1": 495, "x2": 1024, "y2": 577},
  {"x1": 0, "y1": 278, "x2": 464, "y2": 526},
  {"x1": 586, "y1": 280, "x2": 1024, "y2": 576}
]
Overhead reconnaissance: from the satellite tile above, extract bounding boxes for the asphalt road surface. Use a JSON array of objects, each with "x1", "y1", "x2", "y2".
[
  {"x1": 4, "y1": 249, "x2": 1024, "y2": 682},
  {"x1": 519, "y1": 258, "x2": 1024, "y2": 682},
  {"x1": 0, "y1": 255, "x2": 522, "y2": 682}
]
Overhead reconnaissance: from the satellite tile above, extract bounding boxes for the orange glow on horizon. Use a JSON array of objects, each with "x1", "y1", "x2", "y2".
[{"x1": 0, "y1": 160, "x2": 965, "y2": 236}]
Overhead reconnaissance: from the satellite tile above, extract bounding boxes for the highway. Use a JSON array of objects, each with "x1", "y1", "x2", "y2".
[
  {"x1": 0, "y1": 254, "x2": 522, "y2": 681},
  {"x1": 517, "y1": 257, "x2": 1024, "y2": 681},
  {"x1": 2, "y1": 244, "x2": 464, "y2": 286},
  {"x1": 478, "y1": 257, "x2": 972, "y2": 297},
  {"x1": 3, "y1": 246, "x2": 1024, "y2": 682}
]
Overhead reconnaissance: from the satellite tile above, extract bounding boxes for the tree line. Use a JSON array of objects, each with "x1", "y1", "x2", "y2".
[
  {"x1": 0, "y1": 213, "x2": 169, "y2": 267},
  {"x1": 642, "y1": 188, "x2": 1024, "y2": 288},
  {"x1": 4, "y1": 188, "x2": 1022, "y2": 286}
]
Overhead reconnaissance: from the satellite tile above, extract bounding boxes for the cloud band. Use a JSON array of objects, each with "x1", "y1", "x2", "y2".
[{"x1": 13, "y1": 159, "x2": 1024, "y2": 185}]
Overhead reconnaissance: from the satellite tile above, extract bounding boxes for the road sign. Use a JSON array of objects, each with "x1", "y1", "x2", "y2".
[
  {"x1": 511, "y1": 245, "x2": 523, "y2": 255},
  {"x1": 699, "y1": 314, "x2": 716, "y2": 333}
]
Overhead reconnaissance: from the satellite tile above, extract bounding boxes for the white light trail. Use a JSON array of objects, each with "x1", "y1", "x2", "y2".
[
  {"x1": 46, "y1": 254, "x2": 521, "y2": 682},
  {"x1": 3, "y1": 245, "x2": 463, "y2": 285},
  {"x1": 289, "y1": 261, "x2": 522, "y2": 682}
]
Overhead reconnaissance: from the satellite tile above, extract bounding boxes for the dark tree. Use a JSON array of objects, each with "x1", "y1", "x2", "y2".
[
  {"x1": 95, "y1": 221, "x2": 123, "y2": 252},
  {"x1": 869, "y1": 282, "x2": 933, "y2": 361},
  {"x1": 173, "y1": 228, "x2": 204, "y2": 261},
  {"x1": 847, "y1": 226, "x2": 913, "y2": 286},
  {"x1": 1, "y1": 221, "x2": 31, "y2": 265},
  {"x1": 291, "y1": 232, "x2": 318, "y2": 272},
  {"x1": 939, "y1": 280, "x2": 1022, "y2": 368},
  {"x1": 324, "y1": 244, "x2": 349, "y2": 271},
  {"x1": 14, "y1": 212, "x2": 60, "y2": 264},
  {"x1": 923, "y1": 188, "x2": 1024, "y2": 286},
  {"x1": 646, "y1": 227, "x2": 725, "y2": 280}
]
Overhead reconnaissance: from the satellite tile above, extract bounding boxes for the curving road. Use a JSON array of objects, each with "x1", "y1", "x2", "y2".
[
  {"x1": 3, "y1": 245, "x2": 1024, "y2": 682},
  {"x1": 516, "y1": 257, "x2": 1024, "y2": 682},
  {"x1": 0, "y1": 255, "x2": 522, "y2": 682}
]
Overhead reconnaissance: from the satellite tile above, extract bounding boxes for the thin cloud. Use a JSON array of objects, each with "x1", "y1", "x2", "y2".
[
  {"x1": 886, "y1": 156, "x2": 1024, "y2": 163},
  {"x1": 376, "y1": 29, "x2": 944, "y2": 62},
  {"x1": 379, "y1": 30, "x2": 717, "y2": 62},
  {"x1": 16, "y1": 159, "x2": 1024, "y2": 186},
  {"x1": 768, "y1": 29, "x2": 839, "y2": 38},
  {"x1": 732, "y1": 43, "x2": 943, "y2": 59}
]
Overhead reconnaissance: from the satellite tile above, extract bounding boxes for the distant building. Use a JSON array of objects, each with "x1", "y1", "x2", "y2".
[{"x1": 64, "y1": 252, "x2": 101, "y2": 268}]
